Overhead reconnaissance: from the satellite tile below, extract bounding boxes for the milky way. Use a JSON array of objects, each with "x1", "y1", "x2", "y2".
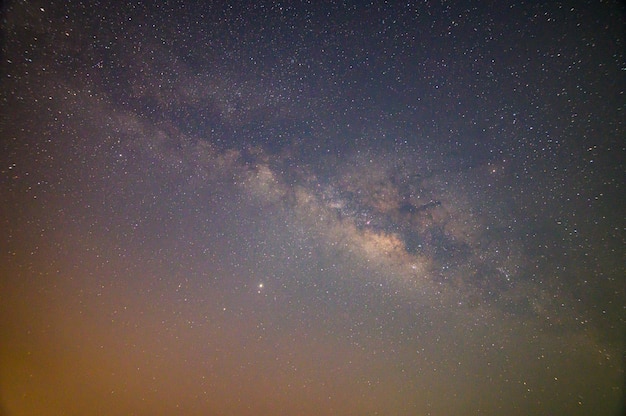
[{"x1": 1, "y1": 1, "x2": 624, "y2": 415}]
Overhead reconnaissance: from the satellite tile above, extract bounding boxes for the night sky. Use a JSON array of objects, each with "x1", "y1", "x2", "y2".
[{"x1": 1, "y1": 1, "x2": 625, "y2": 415}]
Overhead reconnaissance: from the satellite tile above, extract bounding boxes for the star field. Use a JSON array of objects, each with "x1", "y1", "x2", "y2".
[{"x1": 1, "y1": 1, "x2": 624, "y2": 415}]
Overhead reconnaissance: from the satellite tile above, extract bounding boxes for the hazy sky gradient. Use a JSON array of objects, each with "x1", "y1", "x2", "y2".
[{"x1": 1, "y1": 1, "x2": 624, "y2": 415}]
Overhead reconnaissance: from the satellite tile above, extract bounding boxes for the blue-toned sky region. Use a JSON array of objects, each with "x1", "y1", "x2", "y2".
[{"x1": 1, "y1": 1, "x2": 624, "y2": 415}]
